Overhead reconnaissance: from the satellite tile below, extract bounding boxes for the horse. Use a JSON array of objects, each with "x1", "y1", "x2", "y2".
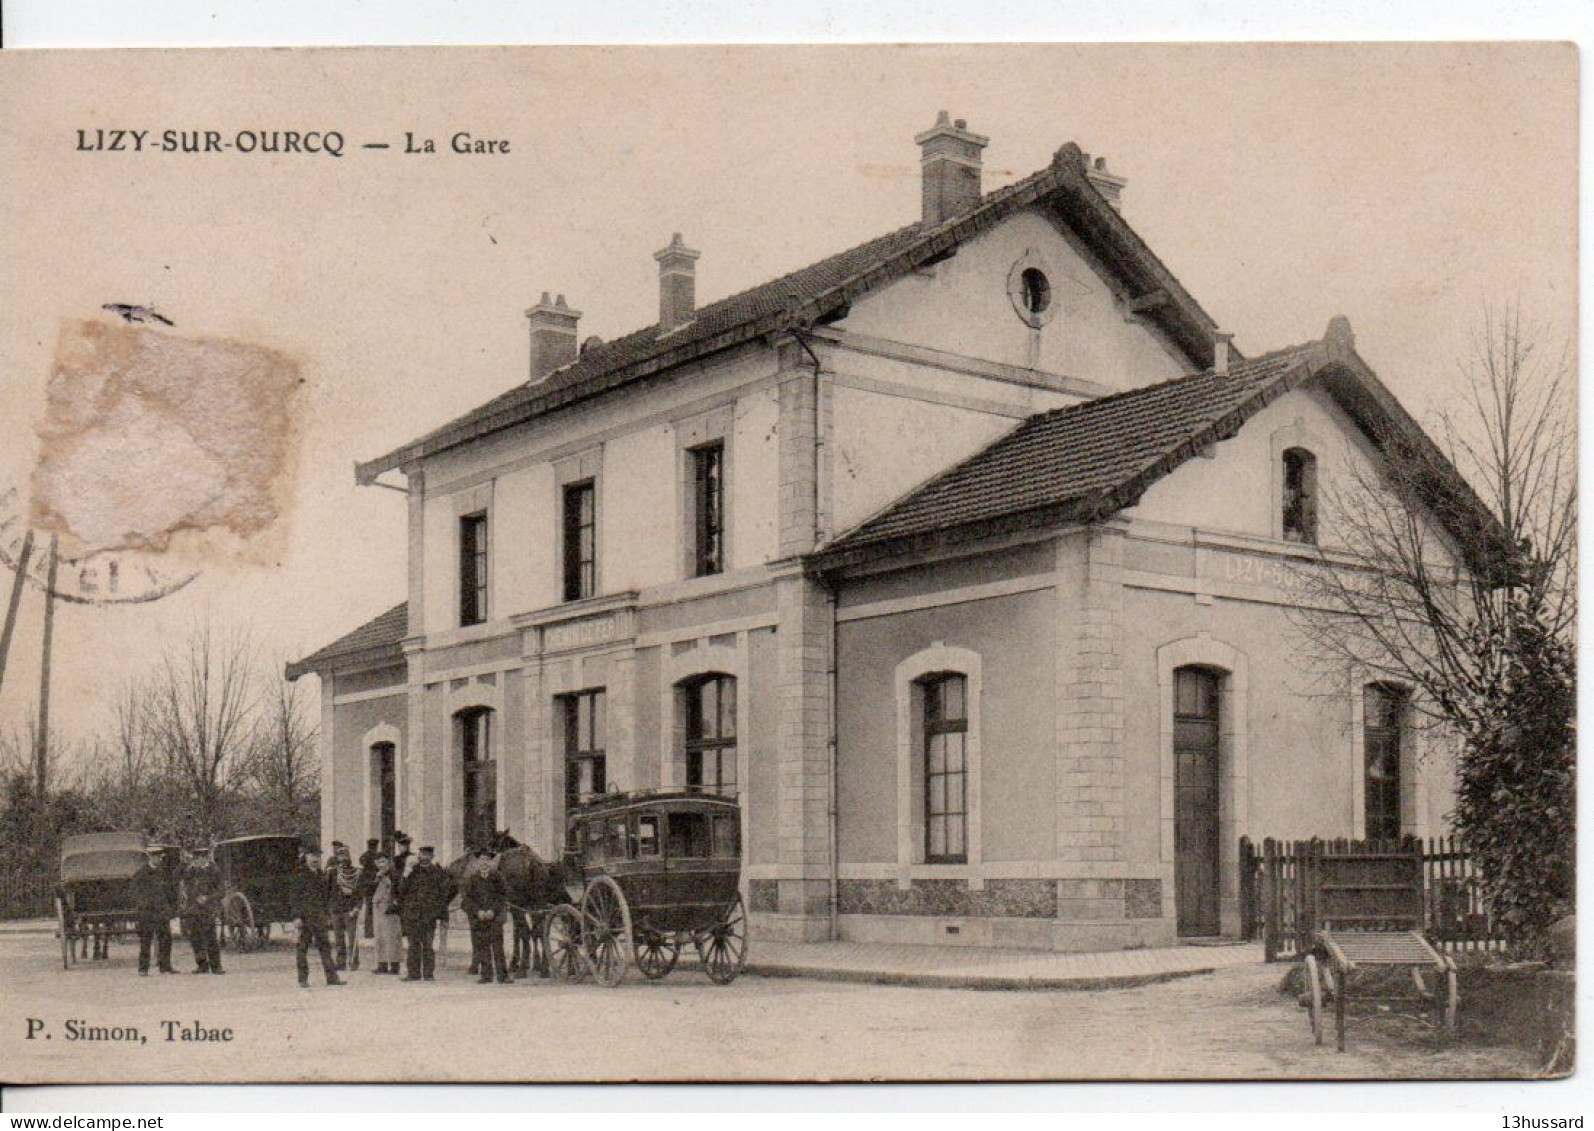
[{"x1": 443, "y1": 830, "x2": 573, "y2": 978}]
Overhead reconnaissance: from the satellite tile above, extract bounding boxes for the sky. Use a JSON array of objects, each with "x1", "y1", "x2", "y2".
[{"x1": 0, "y1": 43, "x2": 1577, "y2": 770}]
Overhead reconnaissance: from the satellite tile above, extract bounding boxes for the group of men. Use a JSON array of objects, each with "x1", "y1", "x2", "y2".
[
  {"x1": 129, "y1": 833, "x2": 517, "y2": 989},
  {"x1": 131, "y1": 844, "x2": 225, "y2": 976}
]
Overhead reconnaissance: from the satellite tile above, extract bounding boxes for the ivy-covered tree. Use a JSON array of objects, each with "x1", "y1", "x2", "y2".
[{"x1": 1295, "y1": 304, "x2": 1574, "y2": 950}]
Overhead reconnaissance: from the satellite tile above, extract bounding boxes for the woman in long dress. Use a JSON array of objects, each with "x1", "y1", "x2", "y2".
[{"x1": 370, "y1": 855, "x2": 404, "y2": 974}]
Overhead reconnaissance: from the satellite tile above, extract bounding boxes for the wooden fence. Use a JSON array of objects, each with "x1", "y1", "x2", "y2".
[{"x1": 1239, "y1": 835, "x2": 1506, "y2": 962}]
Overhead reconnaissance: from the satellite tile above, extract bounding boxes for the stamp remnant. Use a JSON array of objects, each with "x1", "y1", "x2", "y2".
[{"x1": 28, "y1": 318, "x2": 302, "y2": 560}]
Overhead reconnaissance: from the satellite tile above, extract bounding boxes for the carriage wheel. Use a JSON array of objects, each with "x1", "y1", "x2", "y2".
[
  {"x1": 223, "y1": 893, "x2": 256, "y2": 952},
  {"x1": 1303, "y1": 955, "x2": 1324, "y2": 1046},
  {"x1": 56, "y1": 897, "x2": 72, "y2": 970},
  {"x1": 635, "y1": 929, "x2": 679, "y2": 980},
  {"x1": 695, "y1": 895, "x2": 748, "y2": 985},
  {"x1": 543, "y1": 905, "x2": 588, "y2": 984},
  {"x1": 580, "y1": 876, "x2": 633, "y2": 988}
]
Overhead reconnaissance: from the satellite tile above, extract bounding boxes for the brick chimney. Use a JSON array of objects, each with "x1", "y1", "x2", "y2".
[
  {"x1": 1083, "y1": 154, "x2": 1127, "y2": 210},
  {"x1": 525, "y1": 292, "x2": 581, "y2": 383},
  {"x1": 915, "y1": 111, "x2": 988, "y2": 225},
  {"x1": 653, "y1": 233, "x2": 700, "y2": 331}
]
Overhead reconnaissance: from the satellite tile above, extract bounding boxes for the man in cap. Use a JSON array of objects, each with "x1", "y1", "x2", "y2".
[
  {"x1": 391, "y1": 832, "x2": 413, "y2": 880},
  {"x1": 324, "y1": 840, "x2": 363, "y2": 970},
  {"x1": 397, "y1": 845, "x2": 453, "y2": 981},
  {"x1": 178, "y1": 845, "x2": 224, "y2": 975},
  {"x1": 133, "y1": 847, "x2": 177, "y2": 976},
  {"x1": 461, "y1": 846, "x2": 512, "y2": 985},
  {"x1": 289, "y1": 845, "x2": 345, "y2": 988}
]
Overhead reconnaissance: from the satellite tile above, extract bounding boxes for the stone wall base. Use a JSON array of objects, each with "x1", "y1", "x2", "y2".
[
  {"x1": 837, "y1": 913, "x2": 1176, "y2": 952},
  {"x1": 750, "y1": 911, "x2": 834, "y2": 943}
]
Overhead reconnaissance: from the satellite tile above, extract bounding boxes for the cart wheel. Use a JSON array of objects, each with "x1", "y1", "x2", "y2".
[
  {"x1": 695, "y1": 895, "x2": 748, "y2": 986},
  {"x1": 543, "y1": 904, "x2": 588, "y2": 984},
  {"x1": 580, "y1": 877, "x2": 633, "y2": 988},
  {"x1": 635, "y1": 929, "x2": 679, "y2": 980},
  {"x1": 223, "y1": 893, "x2": 256, "y2": 952},
  {"x1": 1303, "y1": 955, "x2": 1324, "y2": 1045},
  {"x1": 56, "y1": 897, "x2": 72, "y2": 970},
  {"x1": 1442, "y1": 959, "x2": 1459, "y2": 1033}
]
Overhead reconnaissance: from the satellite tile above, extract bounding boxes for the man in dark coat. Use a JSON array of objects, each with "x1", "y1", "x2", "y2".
[
  {"x1": 179, "y1": 847, "x2": 224, "y2": 975},
  {"x1": 359, "y1": 838, "x2": 380, "y2": 938},
  {"x1": 289, "y1": 845, "x2": 345, "y2": 988},
  {"x1": 133, "y1": 848, "x2": 176, "y2": 976},
  {"x1": 391, "y1": 832, "x2": 412, "y2": 880},
  {"x1": 397, "y1": 845, "x2": 453, "y2": 981},
  {"x1": 324, "y1": 840, "x2": 363, "y2": 970},
  {"x1": 461, "y1": 847, "x2": 512, "y2": 985}
]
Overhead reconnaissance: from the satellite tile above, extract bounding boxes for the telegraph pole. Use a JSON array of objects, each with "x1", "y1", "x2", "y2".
[
  {"x1": 34, "y1": 534, "x2": 58, "y2": 798},
  {"x1": 0, "y1": 528, "x2": 34, "y2": 695}
]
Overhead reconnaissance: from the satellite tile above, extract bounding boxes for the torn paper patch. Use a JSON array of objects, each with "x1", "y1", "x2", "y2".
[{"x1": 29, "y1": 318, "x2": 302, "y2": 558}]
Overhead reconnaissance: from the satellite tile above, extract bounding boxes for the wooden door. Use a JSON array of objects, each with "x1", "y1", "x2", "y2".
[
  {"x1": 376, "y1": 744, "x2": 397, "y2": 847},
  {"x1": 1174, "y1": 667, "x2": 1221, "y2": 936}
]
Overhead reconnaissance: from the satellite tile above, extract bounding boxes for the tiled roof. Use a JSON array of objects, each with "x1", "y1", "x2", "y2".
[
  {"x1": 355, "y1": 144, "x2": 1223, "y2": 481},
  {"x1": 285, "y1": 602, "x2": 407, "y2": 680},
  {"x1": 816, "y1": 342, "x2": 1324, "y2": 565}
]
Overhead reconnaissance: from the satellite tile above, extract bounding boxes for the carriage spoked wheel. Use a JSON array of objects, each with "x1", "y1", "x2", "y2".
[
  {"x1": 634, "y1": 928, "x2": 679, "y2": 980},
  {"x1": 694, "y1": 894, "x2": 747, "y2": 986},
  {"x1": 1303, "y1": 954, "x2": 1325, "y2": 1045},
  {"x1": 56, "y1": 897, "x2": 73, "y2": 970},
  {"x1": 543, "y1": 904, "x2": 590, "y2": 984},
  {"x1": 1410, "y1": 961, "x2": 1460, "y2": 1034},
  {"x1": 222, "y1": 893, "x2": 257, "y2": 952},
  {"x1": 579, "y1": 875, "x2": 634, "y2": 988}
]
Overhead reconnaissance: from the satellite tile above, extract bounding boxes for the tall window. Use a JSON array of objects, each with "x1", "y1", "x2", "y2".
[
  {"x1": 458, "y1": 709, "x2": 495, "y2": 849},
  {"x1": 459, "y1": 512, "x2": 489, "y2": 626},
  {"x1": 562, "y1": 480, "x2": 596, "y2": 602},
  {"x1": 922, "y1": 673, "x2": 968, "y2": 864},
  {"x1": 1282, "y1": 448, "x2": 1318, "y2": 544},
  {"x1": 562, "y1": 690, "x2": 607, "y2": 810},
  {"x1": 373, "y1": 742, "x2": 397, "y2": 848},
  {"x1": 1364, "y1": 685, "x2": 1405, "y2": 841},
  {"x1": 683, "y1": 675, "x2": 737, "y2": 796},
  {"x1": 691, "y1": 442, "x2": 725, "y2": 577}
]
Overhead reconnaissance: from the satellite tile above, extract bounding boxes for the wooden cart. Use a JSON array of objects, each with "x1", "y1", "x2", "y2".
[
  {"x1": 1299, "y1": 841, "x2": 1458, "y2": 1051},
  {"x1": 542, "y1": 790, "x2": 747, "y2": 987},
  {"x1": 214, "y1": 834, "x2": 301, "y2": 951},
  {"x1": 56, "y1": 832, "x2": 150, "y2": 969}
]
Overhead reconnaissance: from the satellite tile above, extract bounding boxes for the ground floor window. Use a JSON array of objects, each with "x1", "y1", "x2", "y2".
[
  {"x1": 683, "y1": 674, "x2": 737, "y2": 796},
  {"x1": 457, "y1": 708, "x2": 495, "y2": 849},
  {"x1": 1364, "y1": 684, "x2": 1406, "y2": 841},
  {"x1": 562, "y1": 689, "x2": 607, "y2": 809},
  {"x1": 921, "y1": 672, "x2": 968, "y2": 864}
]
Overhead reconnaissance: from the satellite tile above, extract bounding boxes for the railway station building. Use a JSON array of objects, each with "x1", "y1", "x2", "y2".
[{"x1": 288, "y1": 115, "x2": 1486, "y2": 950}]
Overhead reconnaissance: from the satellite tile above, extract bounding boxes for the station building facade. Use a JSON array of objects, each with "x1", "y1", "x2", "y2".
[{"x1": 289, "y1": 116, "x2": 1487, "y2": 950}]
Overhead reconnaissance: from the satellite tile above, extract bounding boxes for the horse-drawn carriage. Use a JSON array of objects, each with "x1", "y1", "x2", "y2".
[
  {"x1": 214, "y1": 834, "x2": 301, "y2": 951},
  {"x1": 55, "y1": 832, "x2": 163, "y2": 969},
  {"x1": 540, "y1": 790, "x2": 748, "y2": 986}
]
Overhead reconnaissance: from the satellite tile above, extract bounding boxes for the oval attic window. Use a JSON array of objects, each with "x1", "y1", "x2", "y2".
[{"x1": 1020, "y1": 268, "x2": 1051, "y2": 317}]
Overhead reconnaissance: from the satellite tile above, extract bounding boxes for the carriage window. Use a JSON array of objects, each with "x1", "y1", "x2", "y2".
[
  {"x1": 562, "y1": 689, "x2": 607, "y2": 810},
  {"x1": 635, "y1": 815, "x2": 660, "y2": 857},
  {"x1": 606, "y1": 818, "x2": 630, "y2": 861},
  {"x1": 683, "y1": 674, "x2": 737, "y2": 797},
  {"x1": 922, "y1": 673, "x2": 968, "y2": 864},
  {"x1": 712, "y1": 814, "x2": 740, "y2": 858},
  {"x1": 667, "y1": 812, "x2": 714, "y2": 858}
]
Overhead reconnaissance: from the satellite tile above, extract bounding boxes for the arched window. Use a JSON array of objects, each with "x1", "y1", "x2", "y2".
[
  {"x1": 1282, "y1": 448, "x2": 1318, "y2": 543},
  {"x1": 1363, "y1": 684, "x2": 1406, "y2": 841},
  {"x1": 682, "y1": 674, "x2": 737, "y2": 796},
  {"x1": 456, "y1": 707, "x2": 496, "y2": 848},
  {"x1": 921, "y1": 672, "x2": 969, "y2": 864}
]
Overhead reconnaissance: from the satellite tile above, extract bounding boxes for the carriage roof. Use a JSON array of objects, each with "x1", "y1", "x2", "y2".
[
  {"x1": 59, "y1": 832, "x2": 148, "y2": 885},
  {"x1": 213, "y1": 833, "x2": 303, "y2": 850},
  {"x1": 567, "y1": 790, "x2": 740, "y2": 826}
]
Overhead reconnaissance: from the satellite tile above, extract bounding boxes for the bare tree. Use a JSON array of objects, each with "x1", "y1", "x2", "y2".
[
  {"x1": 145, "y1": 621, "x2": 258, "y2": 840},
  {"x1": 1293, "y1": 302, "x2": 1574, "y2": 943},
  {"x1": 247, "y1": 666, "x2": 320, "y2": 838}
]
